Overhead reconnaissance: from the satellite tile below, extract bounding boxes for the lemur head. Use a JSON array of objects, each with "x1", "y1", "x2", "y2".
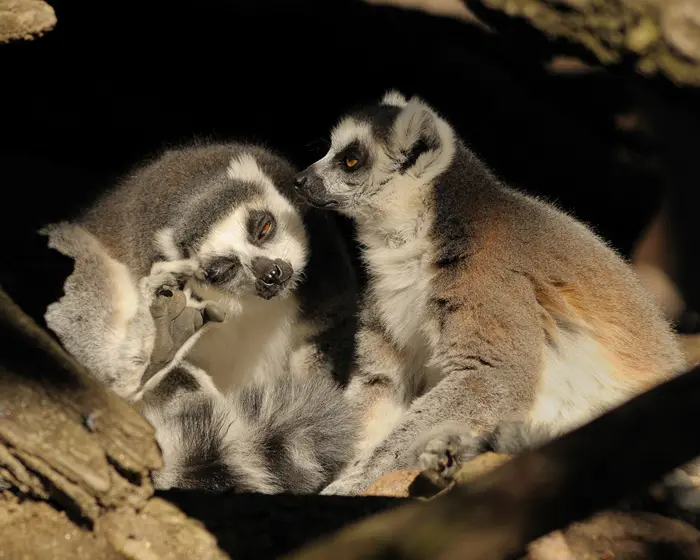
[
  {"x1": 294, "y1": 91, "x2": 455, "y2": 217},
  {"x1": 156, "y1": 150, "x2": 308, "y2": 302}
]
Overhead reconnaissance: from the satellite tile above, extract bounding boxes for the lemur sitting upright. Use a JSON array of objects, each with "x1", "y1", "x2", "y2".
[{"x1": 293, "y1": 91, "x2": 689, "y2": 496}]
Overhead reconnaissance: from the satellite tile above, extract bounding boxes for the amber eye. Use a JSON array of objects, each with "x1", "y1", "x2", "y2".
[
  {"x1": 345, "y1": 157, "x2": 358, "y2": 168},
  {"x1": 260, "y1": 221, "x2": 272, "y2": 237}
]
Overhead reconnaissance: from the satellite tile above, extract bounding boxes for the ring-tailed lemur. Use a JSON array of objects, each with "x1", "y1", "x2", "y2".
[
  {"x1": 43, "y1": 142, "x2": 358, "y2": 400},
  {"x1": 293, "y1": 91, "x2": 689, "y2": 496},
  {"x1": 41, "y1": 144, "x2": 360, "y2": 492},
  {"x1": 41, "y1": 247, "x2": 358, "y2": 494}
]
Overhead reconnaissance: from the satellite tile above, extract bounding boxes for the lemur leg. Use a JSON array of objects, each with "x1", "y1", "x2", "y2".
[
  {"x1": 322, "y1": 276, "x2": 543, "y2": 496},
  {"x1": 321, "y1": 364, "x2": 538, "y2": 495},
  {"x1": 340, "y1": 325, "x2": 411, "y2": 463},
  {"x1": 43, "y1": 222, "x2": 208, "y2": 401},
  {"x1": 100, "y1": 258, "x2": 205, "y2": 400},
  {"x1": 134, "y1": 287, "x2": 225, "y2": 401}
]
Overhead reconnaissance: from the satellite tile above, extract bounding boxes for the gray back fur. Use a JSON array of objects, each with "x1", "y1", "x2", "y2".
[{"x1": 80, "y1": 143, "x2": 299, "y2": 276}]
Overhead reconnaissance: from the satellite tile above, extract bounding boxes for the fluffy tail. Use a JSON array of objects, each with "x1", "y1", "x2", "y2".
[{"x1": 142, "y1": 362, "x2": 358, "y2": 493}]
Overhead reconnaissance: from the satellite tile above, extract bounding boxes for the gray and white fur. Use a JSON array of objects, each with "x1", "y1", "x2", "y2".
[
  {"x1": 43, "y1": 143, "x2": 358, "y2": 400},
  {"x1": 41, "y1": 143, "x2": 360, "y2": 492},
  {"x1": 293, "y1": 91, "x2": 690, "y2": 496},
  {"x1": 141, "y1": 361, "x2": 358, "y2": 493},
  {"x1": 41, "y1": 221, "x2": 200, "y2": 399}
]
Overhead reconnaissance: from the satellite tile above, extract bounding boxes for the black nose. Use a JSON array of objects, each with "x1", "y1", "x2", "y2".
[
  {"x1": 263, "y1": 264, "x2": 281, "y2": 284},
  {"x1": 252, "y1": 256, "x2": 291, "y2": 285},
  {"x1": 294, "y1": 175, "x2": 307, "y2": 190}
]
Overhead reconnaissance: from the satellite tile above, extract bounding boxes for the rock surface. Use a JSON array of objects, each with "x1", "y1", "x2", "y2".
[
  {"x1": 369, "y1": 0, "x2": 700, "y2": 85},
  {"x1": 473, "y1": 0, "x2": 700, "y2": 85}
]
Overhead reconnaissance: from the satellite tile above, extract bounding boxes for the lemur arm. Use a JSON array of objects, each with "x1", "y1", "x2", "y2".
[
  {"x1": 339, "y1": 322, "x2": 413, "y2": 460},
  {"x1": 322, "y1": 268, "x2": 544, "y2": 496},
  {"x1": 322, "y1": 365, "x2": 537, "y2": 495}
]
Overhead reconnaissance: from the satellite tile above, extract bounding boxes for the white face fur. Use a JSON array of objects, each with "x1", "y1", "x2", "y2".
[
  {"x1": 156, "y1": 153, "x2": 309, "y2": 304},
  {"x1": 294, "y1": 91, "x2": 455, "y2": 219}
]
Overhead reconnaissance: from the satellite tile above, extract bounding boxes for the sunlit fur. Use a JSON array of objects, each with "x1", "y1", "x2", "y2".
[
  {"x1": 142, "y1": 361, "x2": 358, "y2": 494},
  {"x1": 295, "y1": 91, "x2": 687, "y2": 497},
  {"x1": 43, "y1": 143, "x2": 360, "y2": 492}
]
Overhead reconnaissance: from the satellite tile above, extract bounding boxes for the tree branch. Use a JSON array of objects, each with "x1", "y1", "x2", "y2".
[{"x1": 286, "y1": 366, "x2": 700, "y2": 560}]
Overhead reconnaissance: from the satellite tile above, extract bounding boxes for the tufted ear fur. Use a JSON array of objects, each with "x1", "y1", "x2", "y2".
[
  {"x1": 381, "y1": 90, "x2": 408, "y2": 108},
  {"x1": 391, "y1": 97, "x2": 442, "y2": 175}
]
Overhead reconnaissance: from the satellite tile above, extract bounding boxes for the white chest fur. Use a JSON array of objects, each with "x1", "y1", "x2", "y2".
[
  {"x1": 366, "y1": 239, "x2": 436, "y2": 352},
  {"x1": 185, "y1": 289, "x2": 300, "y2": 392},
  {"x1": 360, "y1": 196, "x2": 438, "y2": 358}
]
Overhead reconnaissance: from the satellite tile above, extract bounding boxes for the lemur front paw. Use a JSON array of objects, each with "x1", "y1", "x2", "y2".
[
  {"x1": 143, "y1": 258, "x2": 201, "y2": 297},
  {"x1": 418, "y1": 428, "x2": 484, "y2": 486}
]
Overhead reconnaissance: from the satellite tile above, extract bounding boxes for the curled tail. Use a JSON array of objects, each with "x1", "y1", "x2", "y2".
[{"x1": 142, "y1": 362, "x2": 358, "y2": 493}]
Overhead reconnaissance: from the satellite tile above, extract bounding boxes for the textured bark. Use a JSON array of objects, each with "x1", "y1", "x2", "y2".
[
  {"x1": 0, "y1": 0, "x2": 55, "y2": 43},
  {"x1": 524, "y1": 511, "x2": 700, "y2": 560},
  {"x1": 286, "y1": 366, "x2": 700, "y2": 560},
  {"x1": 465, "y1": 0, "x2": 700, "y2": 85},
  {"x1": 0, "y1": 288, "x2": 226, "y2": 559}
]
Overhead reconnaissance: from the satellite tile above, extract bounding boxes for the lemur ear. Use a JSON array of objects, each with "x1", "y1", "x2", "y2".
[
  {"x1": 381, "y1": 90, "x2": 408, "y2": 107},
  {"x1": 392, "y1": 97, "x2": 441, "y2": 164}
]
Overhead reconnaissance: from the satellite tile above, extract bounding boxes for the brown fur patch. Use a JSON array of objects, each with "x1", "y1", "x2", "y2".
[{"x1": 539, "y1": 279, "x2": 676, "y2": 389}]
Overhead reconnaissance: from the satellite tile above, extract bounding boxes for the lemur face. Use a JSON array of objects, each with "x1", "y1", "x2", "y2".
[
  {"x1": 294, "y1": 91, "x2": 450, "y2": 218},
  {"x1": 158, "y1": 153, "x2": 308, "y2": 301},
  {"x1": 196, "y1": 198, "x2": 306, "y2": 301}
]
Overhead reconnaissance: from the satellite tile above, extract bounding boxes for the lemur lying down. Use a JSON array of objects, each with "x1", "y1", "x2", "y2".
[
  {"x1": 43, "y1": 142, "x2": 358, "y2": 400},
  {"x1": 41, "y1": 143, "x2": 360, "y2": 493}
]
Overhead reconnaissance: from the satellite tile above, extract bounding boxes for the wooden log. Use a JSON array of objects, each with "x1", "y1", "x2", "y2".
[
  {"x1": 463, "y1": 0, "x2": 700, "y2": 85},
  {"x1": 286, "y1": 365, "x2": 700, "y2": 560},
  {"x1": 0, "y1": 288, "x2": 226, "y2": 559},
  {"x1": 0, "y1": 0, "x2": 56, "y2": 43}
]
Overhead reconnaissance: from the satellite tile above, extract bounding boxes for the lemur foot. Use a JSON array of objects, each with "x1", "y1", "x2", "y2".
[
  {"x1": 140, "y1": 288, "x2": 225, "y2": 391},
  {"x1": 418, "y1": 427, "x2": 484, "y2": 486},
  {"x1": 664, "y1": 468, "x2": 700, "y2": 515}
]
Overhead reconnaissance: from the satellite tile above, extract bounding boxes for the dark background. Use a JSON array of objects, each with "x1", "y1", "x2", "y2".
[{"x1": 0, "y1": 0, "x2": 694, "y2": 325}]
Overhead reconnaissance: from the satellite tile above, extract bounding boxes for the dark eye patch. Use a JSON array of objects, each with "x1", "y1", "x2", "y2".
[
  {"x1": 247, "y1": 209, "x2": 277, "y2": 244},
  {"x1": 205, "y1": 255, "x2": 241, "y2": 285},
  {"x1": 335, "y1": 140, "x2": 367, "y2": 172}
]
